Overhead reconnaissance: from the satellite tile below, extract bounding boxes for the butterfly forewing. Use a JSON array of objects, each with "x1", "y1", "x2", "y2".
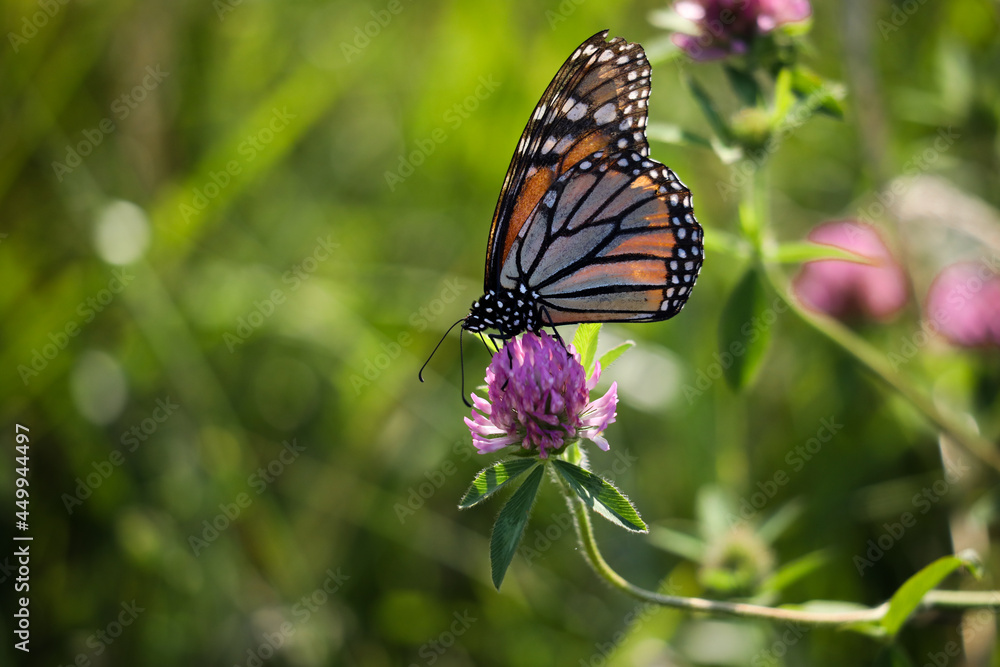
[
  {"x1": 484, "y1": 30, "x2": 654, "y2": 291},
  {"x1": 500, "y1": 150, "x2": 702, "y2": 324}
]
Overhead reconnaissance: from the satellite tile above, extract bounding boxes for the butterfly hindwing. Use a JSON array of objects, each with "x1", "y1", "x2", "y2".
[
  {"x1": 499, "y1": 150, "x2": 702, "y2": 324},
  {"x1": 484, "y1": 31, "x2": 653, "y2": 291}
]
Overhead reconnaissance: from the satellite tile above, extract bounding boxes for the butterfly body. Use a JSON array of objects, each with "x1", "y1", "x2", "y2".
[{"x1": 463, "y1": 31, "x2": 703, "y2": 340}]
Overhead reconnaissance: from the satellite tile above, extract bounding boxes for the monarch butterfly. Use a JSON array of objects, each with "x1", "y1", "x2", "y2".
[
  {"x1": 466, "y1": 30, "x2": 703, "y2": 338},
  {"x1": 421, "y1": 31, "x2": 703, "y2": 384}
]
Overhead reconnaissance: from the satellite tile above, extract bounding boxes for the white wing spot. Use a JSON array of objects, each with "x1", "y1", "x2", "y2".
[
  {"x1": 685, "y1": 261, "x2": 694, "y2": 271},
  {"x1": 598, "y1": 49, "x2": 614, "y2": 62},
  {"x1": 554, "y1": 135, "x2": 574, "y2": 153},
  {"x1": 579, "y1": 160, "x2": 592, "y2": 170},
  {"x1": 628, "y1": 90, "x2": 639, "y2": 100},
  {"x1": 583, "y1": 44, "x2": 597, "y2": 56},
  {"x1": 616, "y1": 55, "x2": 629, "y2": 65},
  {"x1": 677, "y1": 227, "x2": 686, "y2": 239},
  {"x1": 668, "y1": 194, "x2": 678, "y2": 205},
  {"x1": 617, "y1": 138, "x2": 628, "y2": 148},
  {"x1": 593, "y1": 102, "x2": 616, "y2": 125},
  {"x1": 562, "y1": 97, "x2": 577, "y2": 113},
  {"x1": 541, "y1": 136, "x2": 557, "y2": 154},
  {"x1": 533, "y1": 104, "x2": 547, "y2": 120},
  {"x1": 617, "y1": 158, "x2": 629, "y2": 167},
  {"x1": 567, "y1": 101, "x2": 588, "y2": 121},
  {"x1": 677, "y1": 248, "x2": 687, "y2": 258},
  {"x1": 619, "y1": 118, "x2": 633, "y2": 131}
]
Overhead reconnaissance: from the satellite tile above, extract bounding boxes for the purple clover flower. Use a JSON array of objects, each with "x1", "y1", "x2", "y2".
[
  {"x1": 925, "y1": 262, "x2": 1000, "y2": 348},
  {"x1": 465, "y1": 332, "x2": 618, "y2": 459},
  {"x1": 792, "y1": 221, "x2": 909, "y2": 322},
  {"x1": 671, "y1": 0, "x2": 812, "y2": 61}
]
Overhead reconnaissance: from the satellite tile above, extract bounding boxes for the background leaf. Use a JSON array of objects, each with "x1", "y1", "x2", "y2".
[
  {"x1": 725, "y1": 65, "x2": 762, "y2": 108},
  {"x1": 718, "y1": 265, "x2": 772, "y2": 391},
  {"x1": 880, "y1": 554, "x2": 977, "y2": 638},
  {"x1": 767, "y1": 241, "x2": 874, "y2": 265},
  {"x1": 489, "y1": 465, "x2": 544, "y2": 589}
]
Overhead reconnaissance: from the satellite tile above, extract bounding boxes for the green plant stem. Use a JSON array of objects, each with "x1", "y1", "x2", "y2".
[
  {"x1": 570, "y1": 494, "x2": 1000, "y2": 626},
  {"x1": 758, "y1": 262, "x2": 1000, "y2": 474},
  {"x1": 739, "y1": 157, "x2": 999, "y2": 473}
]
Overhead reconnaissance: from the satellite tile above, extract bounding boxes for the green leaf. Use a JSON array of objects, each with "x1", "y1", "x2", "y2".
[
  {"x1": 724, "y1": 65, "x2": 761, "y2": 107},
  {"x1": 552, "y1": 460, "x2": 646, "y2": 532},
  {"x1": 872, "y1": 645, "x2": 916, "y2": 667},
  {"x1": 767, "y1": 241, "x2": 875, "y2": 265},
  {"x1": 760, "y1": 549, "x2": 828, "y2": 593},
  {"x1": 572, "y1": 323, "x2": 600, "y2": 374},
  {"x1": 718, "y1": 266, "x2": 772, "y2": 391},
  {"x1": 756, "y1": 500, "x2": 804, "y2": 544},
  {"x1": 772, "y1": 67, "x2": 795, "y2": 124},
  {"x1": 645, "y1": 122, "x2": 714, "y2": 149},
  {"x1": 459, "y1": 459, "x2": 538, "y2": 509},
  {"x1": 789, "y1": 65, "x2": 846, "y2": 119},
  {"x1": 686, "y1": 76, "x2": 733, "y2": 145},
  {"x1": 648, "y1": 525, "x2": 706, "y2": 561},
  {"x1": 880, "y1": 553, "x2": 978, "y2": 638},
  {"x1": 703, "y1": 228, "x2": 751, "y2": 259},
  {"x1": 597, "y1": 341, "x2": 633, "y2": 371},
  {"x1": 489, "y1": 465, "x2": 544, "y2": 590}
]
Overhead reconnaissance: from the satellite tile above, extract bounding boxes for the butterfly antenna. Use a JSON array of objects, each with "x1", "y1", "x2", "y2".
[
  {"x1": 418, "y1": 317, "x2": 465, "y2": 383},
  {"x1": 460, "y1": 325, "x2": 471, "y2": 407}
]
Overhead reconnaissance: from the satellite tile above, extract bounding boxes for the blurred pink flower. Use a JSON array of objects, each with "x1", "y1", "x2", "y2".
[
  {"x1": 792, "y1": 221, "x2": 908, "y2": 321},
  {"x1": 465, "y1": 332, "x2": 617, "y2": 458},
  {"x1": 925, "y1": 262, "x2": 1000, "y2": 348},
  {"x1": 671, "y1": 0, "x2": 812, "y2": 61}
]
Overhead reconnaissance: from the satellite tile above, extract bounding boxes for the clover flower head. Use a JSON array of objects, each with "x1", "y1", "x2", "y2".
[
  {"x1": 792, "y1": 220, "x2": 908, "y2": 321},
  {"x1": 670, "y1": 0, "x2": 812, "y2": 61},
  {"x1": 464, "y1": 332, "x2": 618, "y2": 458},
  {"x1": 925, "y1": 262, "x2": 1000, "y2": 348}
]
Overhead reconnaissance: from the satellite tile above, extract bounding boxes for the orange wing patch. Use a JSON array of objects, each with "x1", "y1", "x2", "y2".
[
  {"x1": 599, "y1": 229, "x2": 676, "y2": 258},
  {"x1": 500, "y1": 167, "x2": 555, "y2": 266},
  {"x1": 559, "y1": 130, "x2": 611, "y2": 172},
  {"x1": 545, "y1": 259, "x2": 666, "y2": 295}
]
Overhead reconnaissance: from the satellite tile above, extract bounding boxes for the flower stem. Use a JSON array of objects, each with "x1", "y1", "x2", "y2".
[
  {"x1": 738, "y1": 155, "x2": 999, "y2": 473},
  {"x1": 570, "y1": 493, "x2": 1000, "y2": 626},
  {"x1": 758, "y1": 261, "x2": 1000, "y2": 473}
]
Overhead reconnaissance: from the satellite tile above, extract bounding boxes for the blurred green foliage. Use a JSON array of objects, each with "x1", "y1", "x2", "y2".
[{"x1": 2, "y1": 0, "x2": 1000, "y2": 665}]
